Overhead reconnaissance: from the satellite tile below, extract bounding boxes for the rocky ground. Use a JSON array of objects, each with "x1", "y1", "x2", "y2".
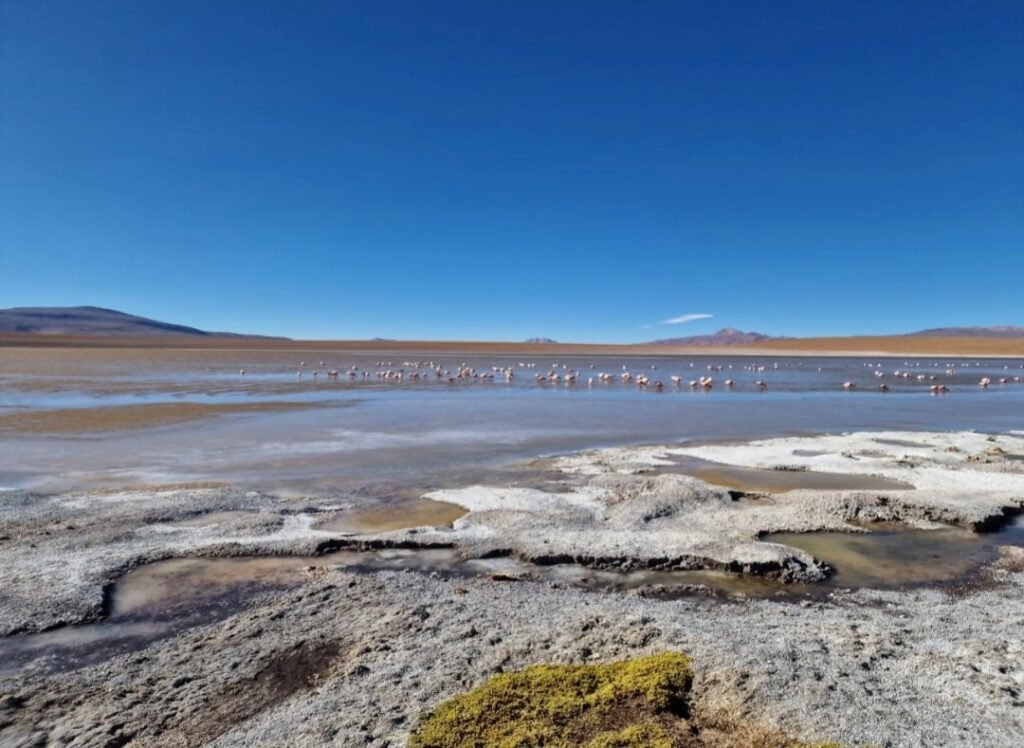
[
  {"x1": 412, "y1": 431, "x2": 1024, "y2": 580},
  {"x1": 2, "y1": 565, "x2": 1024, "y2": 747},
  {"x1": 1, "y1": 430, "x2": 1023, "y2": 746}
]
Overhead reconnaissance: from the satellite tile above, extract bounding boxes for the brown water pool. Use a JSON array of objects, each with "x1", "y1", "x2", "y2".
[
  {"x1": 315, "y1": 499, "x2": 467, "y2": 533},
  {"x1": 665, "y1": 456, "x2": 914, "y2": 493}
]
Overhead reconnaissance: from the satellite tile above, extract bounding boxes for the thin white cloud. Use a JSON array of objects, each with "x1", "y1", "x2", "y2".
[{"x1": 662, "y1": 313, "x2": 713, "y2": 325}]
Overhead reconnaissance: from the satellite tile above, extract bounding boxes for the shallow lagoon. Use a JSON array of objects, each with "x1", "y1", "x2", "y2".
[{"x1": 2, "y1": 348, "x2": 1023, "y2": 495}]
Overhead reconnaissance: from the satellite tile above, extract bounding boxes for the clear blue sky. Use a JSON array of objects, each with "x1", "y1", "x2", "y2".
[{"x1": 1, "y1": 1, "x2": 1021, "y2": 341}]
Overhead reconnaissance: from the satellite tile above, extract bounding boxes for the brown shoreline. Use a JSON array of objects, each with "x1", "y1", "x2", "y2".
[
  {"x1": 0, "y1": 332, "x2": 1022, "y2": 357},
  {"x1": 0, "y1": 401, "x2": 331, "y2": 435}
]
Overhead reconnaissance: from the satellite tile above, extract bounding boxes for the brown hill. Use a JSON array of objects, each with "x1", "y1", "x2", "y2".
[
  {"x1": 906, "y1": 326, "x2": 1024, "y2": 338},
  {"x1": 649, "y1": 327, "x2": 776, "y2": 346},
  {"x1": 0, "y1": 306, "x2": 285, "y2": 339}
]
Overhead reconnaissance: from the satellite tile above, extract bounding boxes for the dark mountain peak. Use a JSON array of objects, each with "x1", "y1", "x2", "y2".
[{"x1": 524, "y1": 337, "x2": 558, "y2": 344}]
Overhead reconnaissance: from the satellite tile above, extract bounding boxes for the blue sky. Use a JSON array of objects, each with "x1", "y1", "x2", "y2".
[{"x1": 1, "y1": 1, "x2": 1021, "y2": 341}]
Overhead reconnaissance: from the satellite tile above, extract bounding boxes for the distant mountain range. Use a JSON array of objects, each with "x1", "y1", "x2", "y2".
[
  {"x1": 0, "y1": 306, "x2": 285, "y2": 339},
  {"x1": 648, "y1": 328, "x2": 778, "y2": 346},
  {"x1": 648, "y1": 325, "x2": 1024, "y2": 345},
  {"x1": 2, "y1": 307, "x2": 1021, "y2": 343},
  {"x1": 903, "y1": 326, "x2": 1024, "y2": 339}
]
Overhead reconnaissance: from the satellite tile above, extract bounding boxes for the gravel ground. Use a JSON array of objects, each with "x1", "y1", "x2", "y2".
[{"x1": 2, "y1": 567, "x2": 1023, "y2": 747}]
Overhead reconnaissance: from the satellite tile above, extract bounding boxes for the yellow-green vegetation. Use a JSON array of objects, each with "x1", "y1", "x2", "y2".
[
  {"x1": 410, "y1": 652, "x2": 848, "y2": 748},
  {"x1": 409, "y1": 652, "x2": 692, "y2": 748}
]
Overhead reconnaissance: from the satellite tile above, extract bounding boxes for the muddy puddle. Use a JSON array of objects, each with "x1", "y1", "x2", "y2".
[
  {"x1": 5, "y1": 515, "x2": 1023, "y2": 679},
  {"x1": 315, "y1": 499, "x2": 467, "y2": 533},
  {"x1": 110, "y1": 555, "x2": 335, "y2": 616},
  {"x1": 166, "y1": 511, "x2": 253, "y2": 528},
  {"x1": 765, "y1": 518, "x2": 1024, "y2": 589},
  {"x1": 664, "y1": 456, "x2": 914, "y2": 493},
  {"x1": 0, "y1": 548, "x2": 781, "y2": 679},
  {"x1": 0, "y1": 554, "x2": 341, "y2": 678}
]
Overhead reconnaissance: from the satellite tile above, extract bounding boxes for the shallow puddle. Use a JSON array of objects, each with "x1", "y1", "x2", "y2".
[
  {"x1": 315, "y1": 499, "x2": 467, "y2": 533},
  {"x1": 166, "y1": 511, "x2": 253, "y2": 528},
  {"x1": 766, "y1": 516, "x2": 1024, "y2": 589},
  {"x1": 56, "y1": 514, "x2": 1024, "y2": 624},
  {"x1": 873, "y1": 438, "x2": 931, "y2": 448},
  {"x1": 112, "y1": 555, "x2": 333, "y2": 616},
  {"x1": 113, "y1": 548, "x2": 807, "y2": 615},
  {"x1": 5, "y1": 515, "x2": 1024, "y2": 680},
  {"x1": 666, "y1": 456, "x2": 914, "y2": 493},
  {"x1": 0, "y1": 548, "x2": 790, "y2": 678}
]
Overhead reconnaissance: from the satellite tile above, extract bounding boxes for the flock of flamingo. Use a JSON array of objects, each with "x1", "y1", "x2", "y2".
[{"x1": 235, "y1": 358, "x2": 1024, "y2": 395}]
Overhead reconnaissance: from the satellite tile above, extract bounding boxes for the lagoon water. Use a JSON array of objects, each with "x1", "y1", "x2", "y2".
[{"x1": 2, "y1": 348, "x2": 1023, "y2": 495}]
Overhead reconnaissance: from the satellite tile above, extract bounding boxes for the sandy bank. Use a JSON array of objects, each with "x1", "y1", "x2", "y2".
[
  {"x1": 2, "y1": 333, "x2": 1023, "y2": 357},
  {"x1": 0, "y1": 401, "x2": 335, "y2": 435}
]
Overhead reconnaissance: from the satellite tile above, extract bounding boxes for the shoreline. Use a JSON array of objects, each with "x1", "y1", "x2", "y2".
[{"x1": 3, "y1": 428, "x2": 1024, "y2": 635}]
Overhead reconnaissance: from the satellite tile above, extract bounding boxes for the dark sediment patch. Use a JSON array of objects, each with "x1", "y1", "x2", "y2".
[
  {"x1": 524, "y1": 551, "x2": 828, "y2": 584},
  {"x1": 970, "y1": 505, "x2": 1024, "y2": 533},
  {"x1": 157, "y1": 639, "x2": 344, "y2": 746}
]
